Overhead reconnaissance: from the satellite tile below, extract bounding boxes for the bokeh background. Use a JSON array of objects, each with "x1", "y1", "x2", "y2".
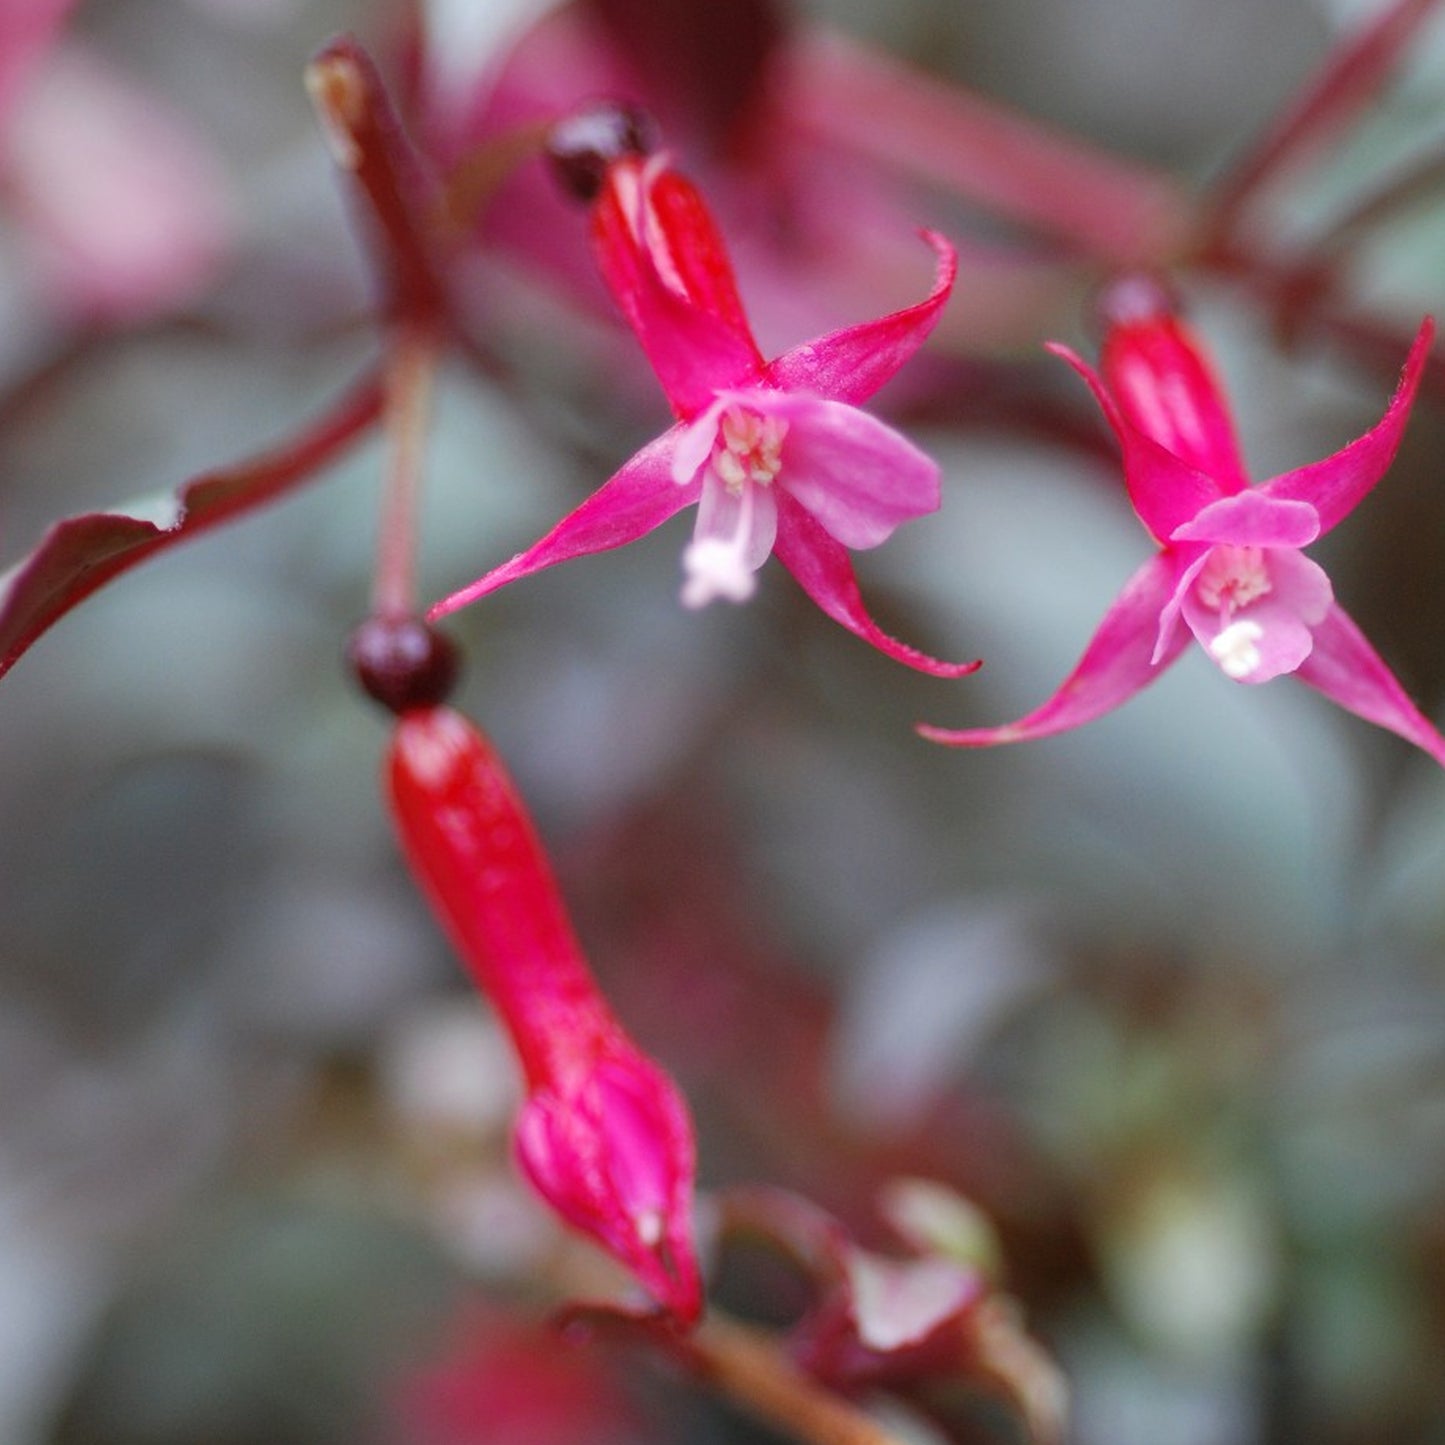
[{"x1": 3, "y1": 1, "x2": 1445, "y2": 1442}]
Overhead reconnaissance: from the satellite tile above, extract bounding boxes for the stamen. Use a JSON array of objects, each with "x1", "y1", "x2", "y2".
[
  {"x1": 709, "y1": 404, "x2": 787, "y2": 497},
  {"x1": 1195, "y1": 544, "x2": 1271, "y2": 614},
  {"x1": 1209, "y1": 619, "x2": 1265, "y2": 679}
]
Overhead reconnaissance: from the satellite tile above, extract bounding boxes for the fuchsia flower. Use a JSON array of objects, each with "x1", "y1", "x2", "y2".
[
  {"x1": 431, "y1": 152, "x2": 977, "y2": 677},
  {"x1": 922, "y1": 280, "x2": 1445, "y2": 766},
  {"x1": 388, "y1": 705, "x2": 702, "y2": 1324}
]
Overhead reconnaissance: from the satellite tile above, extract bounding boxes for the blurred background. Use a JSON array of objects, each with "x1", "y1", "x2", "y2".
[{"x1": 2, "y1": 0, "x2": 1445, "y2": 1442}]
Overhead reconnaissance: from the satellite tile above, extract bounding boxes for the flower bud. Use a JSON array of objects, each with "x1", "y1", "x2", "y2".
[{"x1": 387, "y1": 706, "x2": 702, "y2": 1323}]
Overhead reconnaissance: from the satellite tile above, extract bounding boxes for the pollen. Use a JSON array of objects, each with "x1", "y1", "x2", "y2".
[{"x1": 711, "y1": 406, "x2": 786, "y2": 496}]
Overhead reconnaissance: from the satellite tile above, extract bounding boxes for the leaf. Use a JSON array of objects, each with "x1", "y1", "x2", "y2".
[{"x1": 0, "y1": 371, "x2": 381, "y2": 682}]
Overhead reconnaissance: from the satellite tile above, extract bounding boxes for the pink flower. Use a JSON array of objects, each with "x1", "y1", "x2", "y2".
[
  {"x1": 388, "y1": 706, "x2": 702, "y2": 1324},
  {"x1": 430, "y1": 153, "x2": 976, "y2": 677},
  {"x1": 922, "y1": 280, "x2": 1445, "y2": 765}
]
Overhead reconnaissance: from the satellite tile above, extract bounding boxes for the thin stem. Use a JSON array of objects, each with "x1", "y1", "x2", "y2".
[
  {"x1": 1202, "y1": 0, "x2": 1445, "y2": 248},
  {"x1": 784, "y1": 25, "x2": 1193, "y2": 266},
  {"x1": 683, "y1": 1314, "x2": 911, "y2": 1445},
  {"x1": 1308, "y1": 143, "x2": 1445, "y2": 260},
  {"x1": 372, "y1": 327, "x2": 438, "y2": 618}
]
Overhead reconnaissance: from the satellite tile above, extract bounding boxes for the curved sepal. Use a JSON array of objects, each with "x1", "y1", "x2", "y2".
[
  {"x1": 771, "y1": 489, "x2": 979, "y2": 677},
  {"x1": 1294, "y1": 602, "x2": 1445, "y2": 768},
  {"x1": 918, "y1": 551, "x2": 1186, "y2": 745},
  {"x1": 1049, "y1": 342, "x2": 1224, "y2": 543},
  {"x1": 1261, "y1": 316, "x2": 1433, "y2": 533},
  {"x1": 763, "y1": 231, "x2": 957, "y2": 407},
  {"x1": 429, "y1": 431, "x2": 697, "y2": 619}
]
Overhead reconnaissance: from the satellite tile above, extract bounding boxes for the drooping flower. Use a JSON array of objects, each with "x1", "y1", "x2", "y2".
[
  {"x1": 430, "y1": 149, "x2": 976, "y2": 676},
  {"x1": 388, "y1": 705, "x2": 702, "y2": 1324},
  {"x1": 921, "y1": 278, "x2": 1445, "y2": 765}
]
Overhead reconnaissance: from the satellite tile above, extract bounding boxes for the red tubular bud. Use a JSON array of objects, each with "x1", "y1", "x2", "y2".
[
  {"x1": 1096, "y1": 280, "x2": 1249, "y2": 490},
  {"x1": 387, "y1": 707, "x2": 702, "y2": 1323}
]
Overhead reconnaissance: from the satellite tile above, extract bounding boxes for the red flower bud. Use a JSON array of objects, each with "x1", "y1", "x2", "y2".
[{"x1": 387, "y1": 706, "x2": 702, "y2": 1324}]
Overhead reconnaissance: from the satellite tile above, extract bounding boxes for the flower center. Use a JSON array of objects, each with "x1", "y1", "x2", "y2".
[
  {"x1": 708, "y1": 405, "x2": 786, "y2": 496},
  {"x1": 1194, "y1": 544, "x2": 1271, "y2": 618}
]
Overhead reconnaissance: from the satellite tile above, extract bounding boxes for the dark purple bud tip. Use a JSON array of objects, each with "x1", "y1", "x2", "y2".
[
  {"x1": 547, "y1": 101, "x2": 656, "y2": 203},
  {"x1": 346, "y1": 614, "x2": 461, "y2": 715},
  {"x1": 1092, "y1": 272, "x2": 1182, "y2": 335}
]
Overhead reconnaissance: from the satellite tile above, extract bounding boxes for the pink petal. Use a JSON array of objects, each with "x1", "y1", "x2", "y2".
[
  {"x1": 428, "y1": 430, "x2": 698, "y2": 619},
  {"x1": 761, "y1": 231, "x2": 956, "y2": 407},
  {"x1": 6, "y1": 45, "x2": 232, "y2": 323},
  {"x1": 591, "y1": 156, "x2": 764, "y2": 418},
  {"x1": 1099, "y1": 313, "x2": 1251, "y2": 491},
  {"x1": 1049, "y1": 343, "x2": 1225, "y2": 544},
  {"x1": 919, "y1": 551, "x2": 1188, "y2": 745},
  {"x1": 1294, "y1": 602, "x2": 1445, "y2": 768},
  {"x1": 1171, "y1": 490, "x2": 1320, "y2": 548},
  {"x1": 771, "y1": 490, "x2": 980, "y2": 677},
  {"x1": 1260, "y1": 316, "x2": 1434, "y2": 534},
  {"x1": 737, "y1": 389, "x2": 940, "y2": 548},
  {"x1": 1265, "y1": 547, "x2": 1334, "y2": 624},
  {"x1": 1153, "y1": 543, "x2": 1208, "y2": 665},
  {"x1": 1180, "y1": 593, "x2": 1317, "y2": 684}
]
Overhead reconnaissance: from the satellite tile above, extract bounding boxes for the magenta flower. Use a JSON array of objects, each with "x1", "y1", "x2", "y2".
[
  {"x1": 430, "y1": 152, "x2": 977, "y2": 677},
  {"x1": 922, "y1": 282, "x2": 1445, "y2": 765},
  {"x1": 388, "y1": 706, "x2": 702, "y2": 1324}
]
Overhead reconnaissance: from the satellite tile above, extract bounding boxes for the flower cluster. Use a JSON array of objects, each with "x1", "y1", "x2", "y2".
[{"x1": 3, "y1": 11, "x2": 1445, "y2": 1440}]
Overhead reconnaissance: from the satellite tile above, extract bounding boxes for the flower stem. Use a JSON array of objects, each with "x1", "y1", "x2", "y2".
[
  {"x1": 683, "y1": 1314, "x2": 910, "y2": 1445},
  {"x1": 372, "y1": 327, "x2": 438, "y2": 619},
  {"x1": 785, "y1": 25, "x2": 1192, "y2": 265},
  {"x1": 1201, "y1": 0, "x2": 1445, "y2": 248}
]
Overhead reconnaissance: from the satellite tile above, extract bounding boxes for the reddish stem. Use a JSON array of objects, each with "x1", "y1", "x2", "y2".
[
  {"x1": 371, "y1": 326, "x2": 437, "y2": 618},
  {"x1": 783, "y1": 25, "x2": 1194, "y2": 266},
  {"x1": 1203, "y1": 0, "x2": 1445, "y2": 247},
  {"x1": 683, "y1": 1315, "x2": 911, "y2": 1445}
]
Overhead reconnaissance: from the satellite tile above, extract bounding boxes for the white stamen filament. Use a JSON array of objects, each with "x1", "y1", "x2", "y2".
[
  {"x1": 678, "y1": 403, "x2": 787, "y2": 608},
  {"x1": 681, "y1": 474, "x2": 759, "y2": 607}
]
